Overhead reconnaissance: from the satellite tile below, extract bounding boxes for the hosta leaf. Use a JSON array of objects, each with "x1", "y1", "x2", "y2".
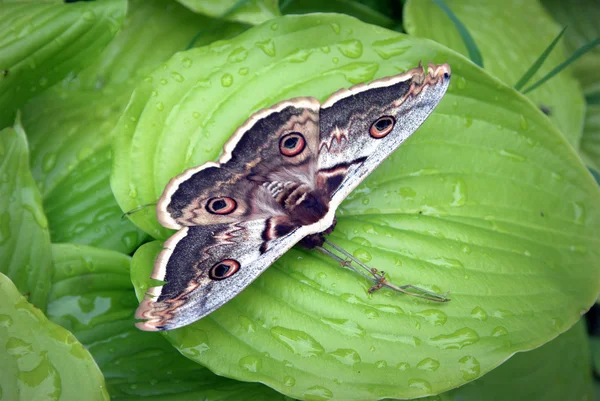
[
  {"x1": 117, "y1": 14, "x2": 600, "y2": 400},
  {"x1": 421, "y1": 319, "x2": 592, "y2": 400},
  {"x1": 404, "y1": 0, "x2": 585, "y2": 150},
  {"x1": 540, "y1": 0, "x2": 600, "y2": 95},
  {"x1": 281, "y1": 0, "x2": 395, "y2": 29},
  {"x1": 0, "y1": 0, "x2": 126, "y2": 129},
  {"x1": 581, "y1": 104, "x2": 600, "y2": 173},
  {"x1": 22, "y1": 0, "x2": 246, "y2": 254},
  {"x1": 47, "y1": 243, "x2": 292, "y2": 401},
  {"x1": 177, "y1": 0, "x2": 280, "y2": 25},
  {"x1": 0, "y1": 272, "x2": 109, "y2": 401},
  {"x1": 0, "y1": 116, "x2": 51, "y2": 311}
]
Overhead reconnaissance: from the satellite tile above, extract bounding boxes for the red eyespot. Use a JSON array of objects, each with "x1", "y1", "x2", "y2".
[
  {"x1": 279, "y1": 132, "x2": 306, "y2": 157},
  {"x1": 206, "y1": 197, "x2": 237, "y2": 215},
  {"x1": 209, "y1": 259, "x2": 240, "y2": 280},
  {"x1": 369, "y1": 116, "x2": 395, "y2": 138}
]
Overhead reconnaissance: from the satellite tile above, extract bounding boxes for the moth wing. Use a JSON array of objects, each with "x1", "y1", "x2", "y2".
[
  {"x1": 316, "y1": 63, "x2": 451, "y2": 208},
  {"x1": 136, "y1": 216, "x2": 308, "y2": 331},
  {"x1": 157, "y1": 98, "x2": 321, "y2": 229}
]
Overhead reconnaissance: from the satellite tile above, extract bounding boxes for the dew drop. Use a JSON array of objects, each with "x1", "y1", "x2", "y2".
[
  {"x1": 82, "y1": 10, "x2": 96, "y2": 21},
  {"x1": 337, "y1": 39, "x2": 363, "y2": 59},
  {"x1": 519, "y1": 115, "x2": 529, "y2": 130},
  {"x1": 361, "y1": 197, "x2": 370, "y2": 205},
  {"x1": 6, "y1": 337, "x2": 33, "y2": 357},
  {"x1": 128, "y1": 185, "x2": 138, "y2": 198},
  {"x1": 408, "y1": 379, "x2": 432, "y2": 392},
  {"x1": 456, "y1": 76, "x2": 467, "y2": 89},
  {"x1": 427, "y1": 257, "x2": 463, "y2": 269},
  {"x1": 417, "y1": 358, "x2": 440, "y2": 372},
  {"x1": 332, "y1": 57, "x2": 339, "y2": 64},
  {"x1": 429, "y1": 327, "x2": 480, "y2": 349},
  {"x1": 573, "y1": 202, "x2": 585, "y2": 224},
  {"x1": 353, "y1": 248, "x2": 372, "y2": 263},
  {"x1": 320, "y1": 46, "x2": 330, "y2": 53},
  {"x1": 283, "y1": 376, "x2": 295, "y2": 387},
  {"x1": 288, "y1": 48, "x2": 312, "y2": 63},
  {"x1": 155, "y1": 102, "x2": 164, "y2": 111},
  {"x1": 0, "y1": 314, "x2": 13, "y2": 327},
  {"x1": 451, "y1": 178, "x2": 467, "y2": 206},
  {"x1": 493, "y1": 309, "x2": 513, "y2": 318},
  {"x1": 399, "y1": 187, "x2": 416, "y2": 198},
  {"x1": 120, "y1": 231, "x2": 138, "y2": 249},
  {"x1": 372, "y1": 37, "x2": 409, "y2": 59},
  {"x1": 415, "y1": 309, "x2": 447, "y2": 326},
  {"x1": 551, "y1": 317, "x2": 564, "y2": 329},
  {"x1": 221, "y1": 73, "x2": 233, "y2": 87},
  {"x1": 42, "y1": 153, "x2": 57, "y2": 173},
  {"x1": 471, "y1": 306, "x2": 488, "y2": 321},
  {"x1": 239, "y1": 67, "x2": 249, "y2": 75},
  {"x1": 363, "y1": 309, "x2": 378, "y2": 319},
  {"x1": 270, "y1": 23, "x2": 278, "y2": 30},
  {"x1": 491, "y1": 326, "x2": 508, "y2": 336},
  {"x1": 459, "y1": 356, "x2": 480, "y2": 380},
  {"x1": 171, "y1": 72, "x2": 184, "y2": 82},
  {"x1": 159, "y1": 78, "x2": 168, "y2": 85},
  {"x1": 351, "y1": 236, "x2": 371, "y2": 247},
  {"x1": 499, "y1": 149, "x2": 526, "y2": 162},
  {"x1": 270, "y1": 326, "x2": 324, "y2": 357},
  {"x1": 304, "y1": 385, "x2": 333, "y2": 401},
  {"x1": 238, "y1": 355, "x2": 261, "y2": 372},
  {"x1": 397, "y1": 362, "x2": 410, "y2": 370},
  {"x1": 192, "y1": 112, "x2": 200, "y2": 119},
  {"x1": 328, "y1": 348, "x2": 361, "y2": 366},
  {"x1": 375, "y1": 360, "x2": 387, "y2": 368},
  {"x1": 330, "y1": 23, "x2": 341, "y2": 34},
  {"x1": 17, "y1": 352, "x2": 61, "y2": 399},
  {"x1": 182, "y1": 58, "x2": 193, "y2": 68},
  {"x1": 228, "y1": 47, "x2": 248, "y2": 63},
  {"x1": 256, "y1": 39, "x2": 276, "y2": 57}
]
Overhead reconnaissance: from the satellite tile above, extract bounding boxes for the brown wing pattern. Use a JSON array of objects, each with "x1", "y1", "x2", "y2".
[{"x1": 157, "y1": 98, "x2": 321, "y2": 230}]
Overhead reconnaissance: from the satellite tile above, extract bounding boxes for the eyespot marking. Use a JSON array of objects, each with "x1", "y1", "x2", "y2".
[
  {"x1": 279, "y1": 132, "x2": 306, "y2": 157},
  {"x1": 209, "y1": 259, "x2": 240, "y2": 280},
  {"x1": 206, "y1": 197, "x2": 237, "y2": 215},
  {"x1": 369, "y1": 116, "x2": 395, "y2": 138}
]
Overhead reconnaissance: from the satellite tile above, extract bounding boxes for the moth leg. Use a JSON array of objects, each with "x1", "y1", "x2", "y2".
[
  {"x1": 321, "y1": 239, "x2": 450, "y2": 302},
  {"x1": 315, "y1": 245, "x2": 375, "y2": 283}
]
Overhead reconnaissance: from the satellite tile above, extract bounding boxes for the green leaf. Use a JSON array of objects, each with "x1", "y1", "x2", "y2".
[
  {"x1": 177, "y1": 0, "x2": 280, "y2": 25},
  {"x1": 404, "y1": 0, "x2": 585, "y2": 150},
  {"x1": 281, "y1": 0, "x2": 395, "y2": 29},
  {"x1": 0, "y1": 115, "x2": 51, "y2": 311},
  {"x1": 47, "y1": 243, "x2": 293, "y2": 401},
  {"x1": 431, "y1": 0, "x2": 482, "y2": 67},
  {"x1": 514, "y1": 26, "x2": 566, "y2": 91},
  {"x1": 22, "y1": 0, "x2": 246, "y2": 254},
  {"x1": 541, "y1": 0, "x2": 600, "y2": 95},
  {"x1": 0, "y1": 0, "x2": 127, "y2": 129},
  {"x1": 421, "y1": 319, "x2": 593, "y2": 400},
  {"x1": 0, "y1": 272, "x2": 109, "y2": 401},
  {"x1": 581, "y1": 104, "x2": 600, "y2": 172},
  {"x1": 118, "y1": 14, "x2": 600, "y2": 400}
]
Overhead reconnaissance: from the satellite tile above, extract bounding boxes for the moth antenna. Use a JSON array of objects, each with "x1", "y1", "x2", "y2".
[
  {"x1": 121, "y1": 202, "x2": 158, "y2": 220},
  {"x1": 320, "y1": 239, "x2": 450, "y2": 303}
]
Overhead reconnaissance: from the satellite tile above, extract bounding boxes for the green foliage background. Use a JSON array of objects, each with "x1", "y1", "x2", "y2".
[{"x1": 1, "y1": 0, "x2": 599, "y2": 400}]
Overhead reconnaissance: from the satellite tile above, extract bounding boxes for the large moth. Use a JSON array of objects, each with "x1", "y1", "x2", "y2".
[{"x1": 136, "y1": 62, "x2": 451, "y2": 331}]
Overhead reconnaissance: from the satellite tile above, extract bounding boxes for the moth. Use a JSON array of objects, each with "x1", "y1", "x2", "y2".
[{"x1": 136, "y1": 62, "x2": 451, "y2": 331}]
